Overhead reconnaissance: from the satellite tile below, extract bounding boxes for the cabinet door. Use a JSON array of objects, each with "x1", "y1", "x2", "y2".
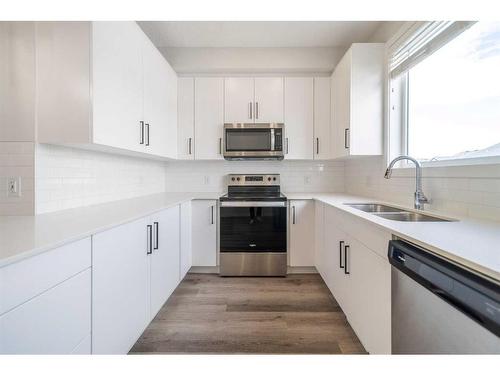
[
  {"x1": 314, "y1": 201, "x2": 325, "y2": 276},
  {"x1": 92, "y1": 216, "x2": 150, "y2": 354},
  {"x1": 254, "y1": 77, "x2": 284, "y2": 123},
  {"x1": 224, "y1": 77, "x2": 254, "y2": 123},
  {"x1": 289, "y1": 200, "x2": 315, "y2": 267},
  {"x1": 0, "y1": 269, "x2": 91, "y2": 354},
  {"x1": 180, "y1": 201, "x2": 193, "y2": 278},
  {"x1": 191, "y1": 200, "x2": 217, "y2": 267},
  {"x1": 313, "y1": 77, "x2": 331, "y2": 160},
  {"x1": 150, "y1": 206, "x2": 180, "y2": 318},
  {"x1": 331, "y1": 52, "x2": 351, "y2": 158},
  {"x1": 284, "y1": 77, "x2": 313, "y2": 160},
  {"x1": 194, "y1": 78, "x2": 224, "y2": 160},
  {"x1": 177, "y1": 77, "x2": 195, "y2": 159},
  {"x1": 92, "y1": 21, "x2": 144, "y2": 152},
  {"x1": 347, "y1": 236, "x2": 391, "y2": 354}
]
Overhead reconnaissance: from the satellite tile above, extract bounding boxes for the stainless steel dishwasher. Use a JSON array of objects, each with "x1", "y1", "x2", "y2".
[{"x1": 388, "y1": 239, "x2": 500, "y2": 354}]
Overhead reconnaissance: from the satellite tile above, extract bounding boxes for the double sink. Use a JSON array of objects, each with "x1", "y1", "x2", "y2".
[{"x1": 345, "y1": 203, "x2": 455, "y2": 222}]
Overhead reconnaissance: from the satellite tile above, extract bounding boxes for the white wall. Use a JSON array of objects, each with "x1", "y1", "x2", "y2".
[
  {"x1": 164, "y1": 160, "x2": 344, "y2": 194},
  {"x1": 345, "y1": 157, "x2": 500, "y2": 222},
  {"x1": 35, "y1": 145, "x2": 166, "y2": 214},
  {"x1": 161, "y1": 47, "x2": 346, "y2": 74},
  {"x1": 0, "y1": 142, "x2": 35, "y2": 215}
]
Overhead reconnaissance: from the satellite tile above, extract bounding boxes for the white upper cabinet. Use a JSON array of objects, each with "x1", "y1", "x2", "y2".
[
  {"x1": 284, "y1": 77, "x2": 314, "y2": 160},
  {"x1": 36, "y1": 21, "x2": 177, "y2": 159},
  {"x1": 313, "y1": 77, "x2": 331, "y2": 160},
  {"x1": 177, "y1": 77, "x2": 195, "y2": 159},
  {"x1": 254, "y1": 77, "x2": 284, "y2": 123},
  {"x1": 331, "y1": 43, "x2": 385, "y2": 159},
  {"x1": 224, "y1": 77, "x2": 254, "y2": 123},
  {"x1": 224, "y1": 77, "x2": 284, "y2": 123},
  {"x1": 195, "y1": 77, "x2": 224, "y2": 160}
]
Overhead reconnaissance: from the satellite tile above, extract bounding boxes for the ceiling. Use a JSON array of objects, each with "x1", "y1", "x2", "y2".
[{"x1": 138, "y1": 21, "x2": 386, "y2": 48}]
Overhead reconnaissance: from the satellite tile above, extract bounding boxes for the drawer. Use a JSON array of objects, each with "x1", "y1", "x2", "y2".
[
  {"x1": 0, "y1": 237, "x2": 91, "y2": 315},
  {"x1": 0, "y1": 268, "x2": 91, "y2": 354}
]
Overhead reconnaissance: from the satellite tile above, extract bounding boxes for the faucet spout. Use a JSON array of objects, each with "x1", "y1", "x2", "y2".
[{"x1": 384, "y1": 156, "x2": 429, "y2": 210}]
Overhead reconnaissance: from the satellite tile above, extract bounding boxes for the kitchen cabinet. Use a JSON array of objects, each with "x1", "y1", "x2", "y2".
[
  {"x1": 313, "y1": 77, "x2": 331, "y2": 159},
  {"x1": 150, "y1": 206, "x2": 180, "y2": 318},
  {"x1": 195, "y1": 78, "x2": 224, "y2": 160},
  {"x1": 92, "y1": 215, "x2": 150, "y2": 354},
  {"x1": 284, "y1": 77, "x2": 314, "y2": 160},
  {"x1": 331, "y1": 43, "x2": 384, "y2": 158},
  {"x1": 0, "y1": 238, "x2": 91, "y2": 354},
  {"x1": 177, "y1": 77, "x2": 195, "y2": 159},
  {"x1": 314, "y1": 201, "x2": 326, "y2": 275},
  {"x1": 36, "y1": 21, "x2": 177, "y2": 159},
  {"x1": 289, "y1": 199, "x2": 315, "y2": 267},
  {"x1": 180, "y1": 201, "x2": 193, "y2": 278},
  {"x1": 224, "y1": 77, "x2": 284, "y2": 123},
  {"x1": 191, "y1": 200, "x2": 217, "y2": 267}
]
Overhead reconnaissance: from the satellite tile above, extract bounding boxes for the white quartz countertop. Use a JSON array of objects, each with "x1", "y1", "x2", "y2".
[
  {"x1": 2, "y1": 191, "x2": 500, "y2": 283},
  {"x1": 0, "y1": 192, "x2": 222, "y2": 268},
  {"x1": 286, "y1": 192, "x2": 500, "y2": 282}
]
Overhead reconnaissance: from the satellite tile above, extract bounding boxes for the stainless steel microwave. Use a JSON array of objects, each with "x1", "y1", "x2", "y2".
[{"x1": 223, "y1": 123, "x2": 284, "y2": 160}]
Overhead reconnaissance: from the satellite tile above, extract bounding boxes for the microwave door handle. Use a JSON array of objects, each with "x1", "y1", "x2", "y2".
[{"x1": 270, "y1": 129, "x2": 275, "y2": 151}]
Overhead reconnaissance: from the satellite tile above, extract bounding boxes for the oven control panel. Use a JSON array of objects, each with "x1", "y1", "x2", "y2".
[{"x1": 228, "y1": 174, "x2": 280, "y2": 186}]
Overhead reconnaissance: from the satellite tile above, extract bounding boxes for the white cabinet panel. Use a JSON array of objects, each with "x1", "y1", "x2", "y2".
[
  {"x1": 191, "y1": 200, "x2": 217, "y2": 267},
  {"x1": 314, "y1": 201, "x2": 325, "y2": 275},
  {"x1": 313, "y1": 77, "x2": 331, "y2": 160},
  {"x1": 224, "y1": 77, "x2": 254, "y2": 123},
  {"x1": 254, "y1": 77, "x2": 284, "y2": 123},
  {"x1": 0, "y1": 269, "x2": 91, "y2": 354},
  {"x1": 92, "y1": 216, "x2": 150, "y2": 354},
  {"x1": 177, "y1": 77, "x2": 195, "y2": 159},
  {"x1": 92, "y1": 21, "x2": 144, "y2": 152},
  {"x1": 71, "y1": 334, "x2": 91, "y2": 354},
  {"x1": 289, "y1": 200, "x2": 315, "y2": 267},
  {"x1": 284, "y1": 77, "x2": 313, "y2": 160},
  {"x1": 180, "y1": 201, "x2": 193, "y2": 278},
  {"x1": 195, "y1": 78, "x2": 224, "y2": 160},
  {"x1": 0, "y1": 237, "x2": 91, "y2": 315},
  {"x1": 150, "y1": 206, "x2": 180, "y2": 318}
]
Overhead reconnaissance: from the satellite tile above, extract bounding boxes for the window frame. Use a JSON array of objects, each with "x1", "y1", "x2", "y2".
[{"x1": 386, "y1": 21, "x2": 500, "y2": 169}]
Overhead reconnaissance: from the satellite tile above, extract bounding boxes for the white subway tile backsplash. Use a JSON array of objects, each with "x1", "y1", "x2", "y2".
[{"x1": 345, "y1": 156, "x2": 500, "y2": 222}]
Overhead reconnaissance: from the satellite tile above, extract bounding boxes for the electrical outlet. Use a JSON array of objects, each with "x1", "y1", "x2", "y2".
[
  {"x1": 203, "y1": 176, "x2": 210, "y2": 185},
  {"x1": 304, "y1": 176, "x2": 311, "y2": 185},
  {"x1": 7, "y1": 176, "x2": 21, "y2": 198}
]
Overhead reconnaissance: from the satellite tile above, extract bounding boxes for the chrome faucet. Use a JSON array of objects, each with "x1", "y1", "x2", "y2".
[{"x1": 384, "y1": 156, "x2": 429, "y2": 210}]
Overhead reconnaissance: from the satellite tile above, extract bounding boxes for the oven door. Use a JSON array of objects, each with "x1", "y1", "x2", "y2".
[{"x1": 219, "y1": 201, "x2": 287, "y2": 253}]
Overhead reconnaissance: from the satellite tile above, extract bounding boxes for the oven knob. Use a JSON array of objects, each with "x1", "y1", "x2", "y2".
[
  {"x1": 268, "y1": 177, "x2": 271, "y2": 181},
  {"x1": 236, "y1": 177, "x2": 240, "y2": 181},
  {"x1": 231, "y1": 177, "x2": 235, "y2": 181},
  {"x1": 273, "y1": 177, "x2": 276, "y2": 181}
]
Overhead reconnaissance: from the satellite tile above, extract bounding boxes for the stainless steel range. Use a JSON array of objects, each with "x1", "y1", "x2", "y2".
[{"x1": 219, "y1": 174, "x2": 287, "y2": 276}]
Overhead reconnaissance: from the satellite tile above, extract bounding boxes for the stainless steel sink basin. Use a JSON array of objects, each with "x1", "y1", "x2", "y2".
[
  {"x1": 374, "y1": 212, "x2": 455, "y2": 222},
  {"x1": 345, "y1": 203, "x2": 405, "y2": 213}
]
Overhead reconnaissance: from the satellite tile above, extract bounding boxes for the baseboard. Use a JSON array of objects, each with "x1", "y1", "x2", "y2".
[
  {"x1": 188, "y1": 266, "x2": 220, "y2": 274},
  {"x1": 287, "y1": 266, "x2": 318, "y2": 274}
]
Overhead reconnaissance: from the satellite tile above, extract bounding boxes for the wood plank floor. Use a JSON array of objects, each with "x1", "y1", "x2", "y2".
[{"x1": 130, "y1": 273, "x2": 366, "y2": 354}]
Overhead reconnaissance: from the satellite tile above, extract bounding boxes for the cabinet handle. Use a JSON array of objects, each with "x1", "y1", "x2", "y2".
[
  {"x1": 219, "y1": 138, "x2": 222, "y2": 154},
  {"x1": 140, "y1": 121, "x2": 144, "y2": 144},
  {"x1": 316, "y1": 138, "x2": 320, "y2": 154},
  {"x1": 147, "y1": 224, "x2": 153, "y2": 255},
  {"x1": 146, "y1": 123, "x2": 150, "y2": 146},
  {"x1": 292, "y1": 205, "x2": 296, "y2": 224},
  {"x1": 344, "y1": 245, "x2": 350, "y2": 274},
  {"x1": 285, "y1": 137, "x2": 289, "y2": 154},
  {"x1": 344, "y1": 128, "x2": 349, "y2": 149},
  {"x1": 211, "y1": 205, "x2": 214, "y2": 225},
  {"x1": 249, "y1": 102, "x2": 252, "y2": 119},
  {"x1": 153, "y1": 221, "x2": 159, "y2": 250},
  {"x1": 339, "y1": 240, "x2": 345, "y2": 269},
  {"x1": 255, "y1": 102, "x2": 259, "y2": 119},
  {"x1": 188, "y1": 138, "x2": 192, "y2": 155}
]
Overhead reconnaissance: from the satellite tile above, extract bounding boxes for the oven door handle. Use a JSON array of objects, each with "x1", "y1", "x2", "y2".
[{"x1": 219, "y1": 201, "x2": 286, "y2": 207}]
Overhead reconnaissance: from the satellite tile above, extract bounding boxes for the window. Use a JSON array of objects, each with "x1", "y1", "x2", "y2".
[{"x1": 390, "y1": 21, "x2": 500, "y2": 164}]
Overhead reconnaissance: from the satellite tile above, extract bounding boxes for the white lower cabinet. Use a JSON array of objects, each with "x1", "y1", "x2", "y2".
[
  {"x1": 92, "y1": 205, "x2": 183, "y2": 354},
  {"x1": 289, "y1": 199, "x2": 315, "y2": 267},
  {"x1": 191, "y1": 200, "x2": 217, "y2": 267},
  {"x1": 321, "y1": 204, "x2": 391, "y2": 354},
  {"x1": 180, "y1": 201, "x2": 193, "y2": 278}
]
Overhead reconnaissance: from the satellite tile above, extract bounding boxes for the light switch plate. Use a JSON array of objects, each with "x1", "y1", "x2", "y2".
[{"x1": 7, "y1": 176, "x2": 21, "y2": 198}]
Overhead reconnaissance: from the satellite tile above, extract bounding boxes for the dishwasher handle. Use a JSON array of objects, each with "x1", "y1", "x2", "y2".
[{"x1": 388, "y1": 239, "x2": 500, "y2": 338}]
